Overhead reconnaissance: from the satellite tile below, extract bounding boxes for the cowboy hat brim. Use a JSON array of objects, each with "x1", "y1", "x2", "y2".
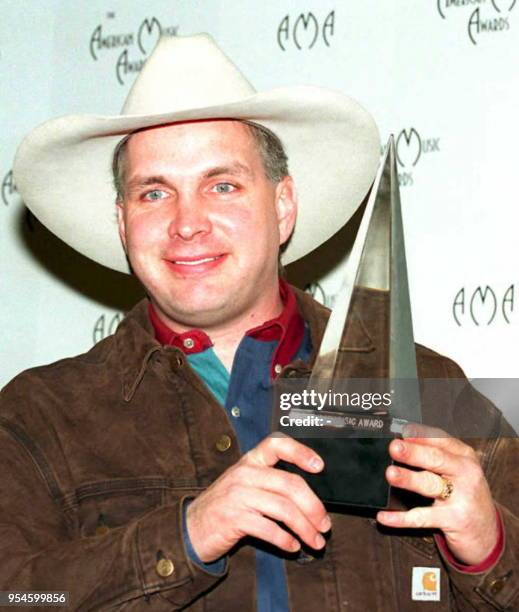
[{"x1": 13, "y1": 41, "x2": 380, "y2": 274}]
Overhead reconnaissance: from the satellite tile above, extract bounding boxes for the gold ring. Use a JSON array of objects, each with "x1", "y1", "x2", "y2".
[{"x1": 439, "y1": 476, "x2": 454, "y2": 500}]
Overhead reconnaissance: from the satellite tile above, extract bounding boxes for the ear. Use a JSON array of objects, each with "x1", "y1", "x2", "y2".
[
  {"x1": 116, "y1": 201, "x2": 128, "y2": 252},
  {"x1": 274, "y1": 176, "x2": 298, "y2": 246}
]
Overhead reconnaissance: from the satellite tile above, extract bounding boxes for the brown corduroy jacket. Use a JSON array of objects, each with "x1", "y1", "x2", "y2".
[{"x1": 0, "y1": 288, "x2": 517, "y2": 611}]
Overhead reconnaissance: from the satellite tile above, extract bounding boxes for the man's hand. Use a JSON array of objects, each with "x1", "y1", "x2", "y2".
[
  {"x1": 186, "y1": 435, "x2": 331, "y2": 563},
  {"x1": 377, "y1": 424, "x2": 499, "y2": 565}
]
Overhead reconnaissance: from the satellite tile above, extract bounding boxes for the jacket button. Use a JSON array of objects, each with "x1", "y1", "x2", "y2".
[
  {"x1": 156, "y1": 558, "x2": 175, "y2": 577},
  {"x1": 486, "y1": 570, "x2": 513, "y2": 595},
  {"x1": 216, "y1": 434, "x2": 232, "y2": 452},
  {"x1": 488, "y1": 577, "x2": 507, "y2": 595},
  {"x1": 95, "y1": 514, "x2": 109, "y2": 536}
]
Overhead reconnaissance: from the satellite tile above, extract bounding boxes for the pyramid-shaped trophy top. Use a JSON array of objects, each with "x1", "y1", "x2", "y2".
[{"x1": 308, "y1": 136, "x2": 421, "y2": 424}]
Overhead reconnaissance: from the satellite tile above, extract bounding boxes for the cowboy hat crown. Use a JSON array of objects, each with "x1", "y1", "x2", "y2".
[{"x1": 13, "y1": 33, "x2": 380, "y2": 273}]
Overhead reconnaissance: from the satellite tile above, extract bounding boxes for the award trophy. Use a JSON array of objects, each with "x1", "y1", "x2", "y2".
[{"x1": 275, "y1": 136, "x2": 422, "y2": 509}]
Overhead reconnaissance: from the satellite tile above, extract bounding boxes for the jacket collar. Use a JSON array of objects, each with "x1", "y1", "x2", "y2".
[{"x1": 114, "y1": 299, "x2": 162, "y2": 402}]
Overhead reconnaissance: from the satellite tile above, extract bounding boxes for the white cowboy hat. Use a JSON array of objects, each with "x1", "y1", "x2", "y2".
[{"x1": 13, "y1": 33, "x2": 380, "y2": 274}]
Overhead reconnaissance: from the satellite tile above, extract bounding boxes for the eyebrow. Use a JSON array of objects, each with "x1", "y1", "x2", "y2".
[
  {"x1": 127, "y1": 163, "x2": 254, "y2": 191},
  {"x1": 126, "y1": 175, "x2": 170, "y2": 191},
  {"x1": 203, "y1": 163, "x2": 254, "y2": 180}
]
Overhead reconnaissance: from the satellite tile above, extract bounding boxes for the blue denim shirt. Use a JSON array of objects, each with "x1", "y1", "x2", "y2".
[{"x1": 182, "y1": 327, "x2": 312, "y2": 611}]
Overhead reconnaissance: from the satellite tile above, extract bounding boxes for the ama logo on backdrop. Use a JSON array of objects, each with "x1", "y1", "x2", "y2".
[
  {"x1": 380, "y1": 128, "x2": 441, "y2": 187},
  {"x1": 452, "y1": 285, "x2": 515, "y2": 326},
  {"x1": 2, "y1": 168, "x2": 37, "y2": 232},
  {"x1": 93, "y1": 313, "x2": 123, "y2": 344},
  {"x1": 277, "y1": 10, "x2": 335, "y2": 50},
  {"x1": 437, "y1": 0, "x2": 516, "y2": 45},
  {"x1": 2, "y1": 170, "x2": 17, "y2": 207},
  {"x1": 89, "y1": 15, "x2": 178, "y2": 85}
]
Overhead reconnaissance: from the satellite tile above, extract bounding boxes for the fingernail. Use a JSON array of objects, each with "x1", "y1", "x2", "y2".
[
  {"x1": 388, "y1": 466, "x2": 399, "y2": 479},
  {"x1": 320, "y1": 515, "x2": 332, "y2": 532},
  {"x1": 377, "y1": 512, "x2": 393, "y2": 523},
  {"x1": 315, "y1": 534, "x2": 326, "y2": 548},
  {"x1": 309, "y1": 456, "x2": 324, "y2": 471},
  {"x1": 290, "y1": 540, "x2": 301, "y2": 552},
  {"x1": 393, "y1": 441, "x2": 404, "y2": 454}
]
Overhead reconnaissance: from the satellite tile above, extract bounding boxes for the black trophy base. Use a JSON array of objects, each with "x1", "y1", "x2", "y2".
[{"x1": 277, "y1": 437, "x2": 393, "y2": 509}]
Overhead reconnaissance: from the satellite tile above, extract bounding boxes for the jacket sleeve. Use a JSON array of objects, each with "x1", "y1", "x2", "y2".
[
  {"x1": 0, "y1": 425, "x2": 228, "y2": 611},
  {"x1": 437, "y1": 385, "x2": 519, "y2": 611}
]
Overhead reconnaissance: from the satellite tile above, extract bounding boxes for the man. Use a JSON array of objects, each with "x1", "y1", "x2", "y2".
[{"x1": 2, "y1": 34, "x2": 517, "y2": 611}]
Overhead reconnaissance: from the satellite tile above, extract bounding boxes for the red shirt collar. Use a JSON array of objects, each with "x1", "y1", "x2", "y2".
[{"x1": 148, "y1": 279, "x2": 305, "y2": 377}]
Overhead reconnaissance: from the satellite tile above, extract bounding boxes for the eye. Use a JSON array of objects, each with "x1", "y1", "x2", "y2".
[
  {"x1": 144, "y1": 189, "x2": 168, "y2": 201},
  {"x1": 212, "y1": 182, "x2": 236, "y2": 194}
]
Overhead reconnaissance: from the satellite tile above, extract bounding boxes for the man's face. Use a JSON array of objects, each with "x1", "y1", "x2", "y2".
[{"x1": 117, "y1": 120, "x2": 297, "y2": 330}]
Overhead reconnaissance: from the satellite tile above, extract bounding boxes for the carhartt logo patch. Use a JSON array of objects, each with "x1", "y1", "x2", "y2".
[{"x1": 412, "y1": 567, "x2": 441, "y2": 601}]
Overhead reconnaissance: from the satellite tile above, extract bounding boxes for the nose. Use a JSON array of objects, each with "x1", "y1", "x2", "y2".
[{"x1": 167, "y1": 194, "x2": 212, "y2": 241}]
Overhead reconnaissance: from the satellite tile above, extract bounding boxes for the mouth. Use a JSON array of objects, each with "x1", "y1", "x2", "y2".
[
  {"x1": 164, "y1": 253, "x2": 227, "y2": 275},
  {"x1": 171, "y1": 255, "x2": 222, "y2": 266}
]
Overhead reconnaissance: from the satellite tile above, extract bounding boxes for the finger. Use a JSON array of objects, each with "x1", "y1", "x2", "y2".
[
  {"x1": 243, "y1": 488, "x2": 326, "y2": 550},
  {"x1": 402, "y1": 424, "x2": 475, "y2": 458},
  {"x1": 386, "y1": 465, "x2": 448, "y2": 499},
  {"x1": 389, "y1": 439, "x2": 461, "y2": 477},
  {"x1": 376, "y1": 506, "x2": 445, "y2": 530},
  {"x1": 245, "y1": 434, "x2": 324, "y2": 473},
  {"x1": 239, "y1": 512, "x2": 301, "y2": 553},
  {"x1": 236, "y1": 465, "x2": 330, "y2": 533},
  {"x1": 402, "y1": 422, "x2": 452, "y2": 440}
]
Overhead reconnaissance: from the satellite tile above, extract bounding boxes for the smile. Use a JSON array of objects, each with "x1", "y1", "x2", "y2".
[
  {"x1": 172, "y1": 256, "x2": 221, "y2": 265},
  {"x1": 164, "y1": 254, "x2": 227, "y2": 275}
]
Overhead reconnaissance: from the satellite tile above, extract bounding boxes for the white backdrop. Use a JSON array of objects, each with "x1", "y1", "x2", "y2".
[{"x1": 1, "y1": 1, "x2": 518, "y2": 424}]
